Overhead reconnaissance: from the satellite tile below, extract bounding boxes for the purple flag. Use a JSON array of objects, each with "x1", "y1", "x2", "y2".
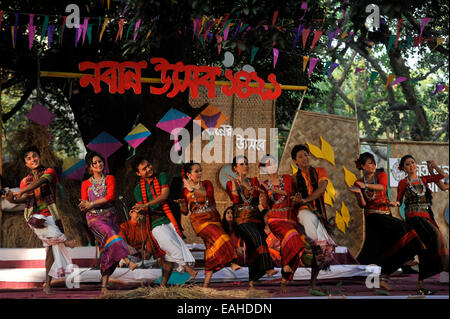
[
  {"x1": 390, "y1": 77, "x2": 407, "y2": 87},
  {"x1": 47, "y1": 25, "x2": 56, "y2": 47},
  {"x1": 432, "y1": 84, "x2": 445, "y2": 96},
  {"x1": 273, "y1": 48, "x2": 279, "y2": 69},
  {"x1": 327, "y1": 62, "x2": 339, "y2": 79},
  {"x1": 308, "y1": 57, "x2": 318, "y2": 77}
]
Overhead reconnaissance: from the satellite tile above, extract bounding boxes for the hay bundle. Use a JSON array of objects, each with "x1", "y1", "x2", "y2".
[
  {"x1": 1, "y1": 123, "x2": 91, "y2": 248},
  {"x1": 98, "y1": 284, "x2": 270, "y2": 299}
]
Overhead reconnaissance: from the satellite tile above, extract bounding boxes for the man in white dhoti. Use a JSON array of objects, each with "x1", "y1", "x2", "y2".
[
  {"x1": 131, "y1": 156, "x2": 197, "y2": 286},
  {"x1": 5, "y1": 146, "x2": 77, "y2": 294}
]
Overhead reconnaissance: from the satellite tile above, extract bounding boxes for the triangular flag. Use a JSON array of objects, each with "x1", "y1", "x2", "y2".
[
  {"x1": 432, "y1": 84, "x2": 446, "y2": 96},
  {"x1": 327, "y1": 62, "x2": 339, "y2": 79},
  {"x1": 40, "y1": 16, "x2": 49, "y2": 44},
  {"x1": 387, "y1": 34, "x2": 396, "y2": 53},
  {"x1": 308, "y1": 57, "x2": 318, "y2": 77},
  {"x1": 395, "y1": 19, "x2": 404, "y2": 47},
  {"x1": 355, "y1": 67, "x2": 365, "y2": 74},
  {"x1": 133, "y1": 19, "x2": 141, "y2": 40},
  {"x1": 273, "y1": 48, "x2": 279, "y2": 69},
  {"x1": 302, "y1": 56, "x2": 310, "y2": 72},
  {"x1": 115, "y1": 18, "x2": 125, "y2": 42},
  {"x1": 327, "y1": 29, "x2": 336, "y2": 49},
  {"x1": 417, "y1": 17, "x2": 431, "y2": 45},
  {"x1": 323, "y1": 61, "x2": 332, "y2": 79},
  {"x1": 435, "y1": 38, "x2": 445, "y2": 49},
  {"x1": 28, "y1": 25, "x2": 36, "y2": 50},
  {"x1": 47, "y1": 25, "x2": 56, "y2": 47},
  {"x1": 272, "y1": 10, "x2": 279, "y2": 27},
  {"x1": 385, "y1": 74, "x2": 395, "y2": 90},
  {"x1": 369, "y1": 71, "x2": 379, "y2": 86},
  {"x1": 390, "y1": 77, "x2": 407, "y2": 87},
  {"x1": 99, "y1": 18, "x2": 109, "y2": 42},
  {"x1": 302, "y1": 28, "x2": 311, "y2": 48},
  {"x1": 250, "y1": 46, "x2": 259, "y2": 64},
  {"x1": 310, "y1": 30, "x2": 323, "y2": 51}
]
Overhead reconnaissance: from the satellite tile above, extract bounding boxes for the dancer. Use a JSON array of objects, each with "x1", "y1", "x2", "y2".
[
  {"x1": 392, "y1": 155, "x2": 449, "y2": 294},
  {"x1": 225, "y1": 155, "x2": 278, "y2": 289},
  {"x1": 79, "y1": 151, "x2": 137, "y2": 295},
  {"x1": 221, "y1": 206, "x2": 246, "y2": 266},
  {"x1": 131, "y1": 156, "x2": 197, "y2": 282},
  {"x1": 5, "y1": 145, "x2": 76, "y2": 295},
  {"x1": 349, "y1": 152, "x2": 424, "y2": 291},
  {"x1": 176, "y1": 162, "x2": 241, "y2": 287},
  {"x1": 290, "y1": 144, "x2": 336, "y2": 290},
  {"x1": 259, "y1": 155, "x2": 305, "y2": 292}
]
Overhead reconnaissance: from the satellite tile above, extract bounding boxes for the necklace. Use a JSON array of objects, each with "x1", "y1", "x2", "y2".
[
  {"x1": 90, "y1": 175, "x2": 106, "y2": 198},
  {"x1": 407, "y1": 176, "x2": 426, "y2": 197},
  {"x1": 189, "y1": 183, "x2": 210, "y2": 212},
  {"x1": 238, "y1": 178, "x2": 254, "y2": 204},
  {"x1": 363, "y1": 174, "x2": 376, "y2": 201},
  {"x1": 267, "y1": 177, "x2": 286, "y2": 205}
]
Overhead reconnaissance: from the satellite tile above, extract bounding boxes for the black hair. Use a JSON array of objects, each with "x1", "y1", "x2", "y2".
[
  {"x1": 131, "y1": 155, "x2": 148, "y2": 173},
  {"x1": 232, "y1": 155, "x2": 248, "y2": 169},
  {"x1": 21, "y1": 145, "x2": 41, "y2": 163},
  {"x1": 85, "y1": 151, "x2": 105, "y2": 172},
  {"x1": 399, "y1": 154, "x2": 416, "y2": 171},
  {"x1": 221, "y1": 206, "x2": 235, "y2": 235},
  {"x1": 182, "y1": 161, "x2": 201, "y2": 178},
  {"x1": 355, "y1": 152, "x2": 376, "y2": 170},
  {"x1": 291, "y1": 144, "x2": 309, "y2": 160}
]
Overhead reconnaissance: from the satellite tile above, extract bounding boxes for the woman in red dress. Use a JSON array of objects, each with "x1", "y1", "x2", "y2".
[
  {"x1": 392, "y1": 155, "x2": 449, "y2": 294},
  {"x1": 177, "y1": 162, "x2": 241, "y2": 287}
]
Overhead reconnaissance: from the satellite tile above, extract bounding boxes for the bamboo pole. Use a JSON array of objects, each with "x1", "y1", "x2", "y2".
[{"x1": 40, "y1": 71, "x2": 308, "y2": 91}]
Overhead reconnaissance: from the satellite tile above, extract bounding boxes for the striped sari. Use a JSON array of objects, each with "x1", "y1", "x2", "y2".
[
  {"x1": 264, "y1": 175, "x2": 305, "y2": 281},
  {"x1": 183, "y1": 180, "x2": 238, "y2": 272}
]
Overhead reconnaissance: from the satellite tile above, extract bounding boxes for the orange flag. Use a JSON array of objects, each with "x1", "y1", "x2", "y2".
[{"x1": 385, "y1": 74, "x2": 395, "y2": 90}]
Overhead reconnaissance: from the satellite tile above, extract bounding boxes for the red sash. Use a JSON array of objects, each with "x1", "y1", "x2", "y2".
[{"x1": 140, "y1": 177, "x2": 184, "y2": 238}]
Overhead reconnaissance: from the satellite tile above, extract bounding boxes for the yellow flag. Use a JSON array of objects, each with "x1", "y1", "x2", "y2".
[
  {"x1": 435, "y1": 38, "x2": 445, "y2": 49},
  {"x1": 302, "y1": 56, "x2": 310, "y2": 72},
  {"x1": 341, "y1": 32, "x2": 348, "y2": 39},
  {"x1": 341, "y1": 201, "x2": 351, "y2": 226},
  {"x1": 343, "y1": 166, "x2": 358, "y2": 187},
  {"x1": 324, "y1": 192, "x2": 334, "y2": 207},
  {"x1": 306, "y1": 142, "x2": 324, "y2": 159},
  {"x1": 291, "y1": 163, "x2": 298, "y2": 175},
  {"x1": 326, "y1": 179, "x2": 336, "y2": 202},
  {"x1": 145, "y1": 30, "x2": 152, "y2": 40},
  {"x1": 99, "y1": 18, "x2": 109, "y2": 42},
  {"x1": 320, "y1": 136, "x2": 335, "y2": 165},
  {"x1": 335, "y1": 211, "x2": 346, "y2": 233}
]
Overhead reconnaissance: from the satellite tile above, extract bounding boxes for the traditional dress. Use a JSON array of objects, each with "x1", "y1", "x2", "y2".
[
  {"x1": 134, "y1": 172, "x2": 195, "y2": 273},
  {"x1": 20, "y1": 167, "x2": 73, "y2": 278},
  {"x1": 82, "y1": 175, "x2": 131, "y2": 276},
  {"x1": 119, "y1": 217, "x2": 165, "y2": 260},
  {"x1": 181, "y1": 180, "x2": 238, "y2": 272},
  {"x1": 266, "y1": 232, "x2": 282, "y2": 267},
  {"x1": 226, "y1": 177, "x2": 274, "y2": 281},
  {"x1": 263, "y1": 175, "x2": 305, "y2": 280},
  {"x1": 292, "y1": 167, "x2": 336, "y2": 269},
  {"x1": 397, "y1": 173, "x2": 449, "y2": 280},
  {"x1": 354, "y1": 171, "x2": 423, "y2": 276}
]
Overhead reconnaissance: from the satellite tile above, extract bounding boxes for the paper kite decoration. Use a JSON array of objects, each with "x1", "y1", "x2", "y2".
[
  {"x1": 62, "y1": 158, "x2": 86, "y2": 180},
  {"x1": 26, "y1": 103, "x2": 56, "y2": 127},
  {"x1": 291, "y1": 163, "x2": 298, "y2": 175},
  {"x1": 86, "y1": 131, "x2": 123, "y2": 173},
  {"x1": 156, "y1": 108, "x2": 192, "y2": 151},
  {"x1": 193, "y1": 104, "x2": 228, "y2": 132},
  {"x1": 343, "y1": 166, "x2": 358, "y2": 187},
  {"x1": 306, "y1": 136, "x2": 335, "y2": 165},
  {"x1": 324, "y1": 179, "x2": 336, "y2": 207},
  {"x1": 124, "y1": 123, "x2": 151, "y2": 158}
]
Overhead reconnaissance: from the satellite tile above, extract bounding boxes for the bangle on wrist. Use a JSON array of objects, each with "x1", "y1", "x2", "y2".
[{"x1": 90, "y1": 201, "x2": 94, "y2": 208}]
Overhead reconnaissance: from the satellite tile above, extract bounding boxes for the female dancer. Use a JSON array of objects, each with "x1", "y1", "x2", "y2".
[
  {"x1": 78, "y1": 151, "x2": 137, "y2": 295},
  {"x1": 259, "y1": 155, "x2": 305, "y2": 293},
  {"x1": 177, "y1": 162, "x2": 241, "y2": 288},
  {"x1": 349, "y1": 152, "x2": 424, "y2": 291},
  {"x1": 225, "y1": 155, "x2": 278, "y2": 289},
  {"x1": 221, "y1": 206, "x2": 246, "y2": 266},
  {"x1": 392, "y1": 155, "x2": 449, "y2": 294},
  {"x1": 5, "y1": 146, "x2": 77, "y2": 294}
]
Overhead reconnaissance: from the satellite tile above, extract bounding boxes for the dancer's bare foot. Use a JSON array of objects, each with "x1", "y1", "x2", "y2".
[
  {"x1": 280, "y1": 279, "x2": 288, "y2": 293},
  {"x1": 249, "y1": 281, "x2": 255, "y2": 290},
  {"x1": 43, "y1": 284, "x2": 54, "y2": 295},
  {"x1": 231, "y1": 263, "x2": 242, "y2": 271},
  {"x1": 282, "y1": 265, "x2": 293, "y2": 273},
  {"x1": 380, "y1": 280, "x2": 392, "y2": 291},
  {"x1": 101, "y1": 286, "x2": 109, "y2": 295},
  {"x1": 186, "y1": 267, "x2": 198, "y2": 280},
  {"x1": 266, "y1": 269, "x2": 278, "y2": 277},
  {"x1": 65, "y1": 240, "x2": 77, "y2": 248}
]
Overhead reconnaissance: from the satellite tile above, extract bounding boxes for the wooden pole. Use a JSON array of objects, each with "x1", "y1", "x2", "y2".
[{"x1": 0, "y1": 68, "x2": 3, "y2": 247}]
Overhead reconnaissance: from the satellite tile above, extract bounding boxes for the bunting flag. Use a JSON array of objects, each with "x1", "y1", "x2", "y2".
[
  {"x1": 86, "y1": 24, "x2": 93, "y2": 44},
  {"x1": 272, "y1": 10, "x2": 279, "y2": 27},
  {"x1": 291, "y1": 24, "x2": 303, "y2": 53},
  {"x1": 47, "y1": 25, "x2": 56, "y2": 47},
  {"x1": 355, "y1": 67, "x2": 365, "y2": 74},
  {"x1": 308, "y1": 57, "x2": 318, "y2": 77},
  {"x1": 431, "y1": 84, "x2": 446, "y2": 96},
  {"x1": 0, "y1": 11, "x2": 3, "y2": 29},
  {"x1": 133, "y1": 19, "x2": 141, "y2": 40},
  {"x1": 369, "y1": 71, "x2": 379, "y2": 86},
  {"x1": 327, "y1": 29, "x2": 336, "y2": 49},
  {"x1": 323, "y1": 61, "x2": 332, "y2": 79},
  {"x1": 385, "y1": 74, "x2": 395, "y2": 90},
  {"x1": 99, "y1": 18, "x2": 109, "y2": 42},
  {"x1": 435, "y1": 37, "x2": 445, "y2": 49},
  {"x1": 28, "y1": 25, "x2": 36, "y2": 50},
  {"x1": 40, "y1": 16, "x2": 49, "y2": 44},
  {"x1": 302, "y1": 27, "x2": 311, "y2": 48},
  {"x1": 299, "y1": 1, "x2": 308, "y2": 20},
  {"x1": 390, "y1": 77, "x2": 407, "y2": 87},
  {"x1": 417, "y1": 17, "x2": 431, "y2": 46},
  {"x1": 327, "y1": 62, "x2": 339, "y2": 79},
  {"x1": 60, "y1": 16, "x2": 67, "y2": 44},
  {"x1": 273, "y1": 47, "x2": 279, "y2": 69},
  {"x1": 310, "y1": 30, "x2": 323, "y2": 51},
  {"x1": 250, "y1": 46, "x2": 259, "y2": 64},
  {"x1": 387, "y1": 34, "x2": 396, "y2": 53},
  {"x1": 13, "y1": 13, "x2": 19, "y2": 48},
  {"x1": 145, "y1": 30, "x2": 152, "y2": 40},
  {"x1": 115, "y1": 18, "x2": 125, "y2": 42},
  {"x1": 302, "y1": 56, "x2": 309, "y2": 72}
]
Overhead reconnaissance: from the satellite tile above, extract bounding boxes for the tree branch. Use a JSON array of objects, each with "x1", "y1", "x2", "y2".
[
  {"x1": 432, "y1": 118, "x2": 449, "y2": 141},
  {"x1": 412, "y1": 61, "x2": 446, "y2": 82},
  {"x1": 2, "y1": 84, "x2": 34, "y2": 123}
]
